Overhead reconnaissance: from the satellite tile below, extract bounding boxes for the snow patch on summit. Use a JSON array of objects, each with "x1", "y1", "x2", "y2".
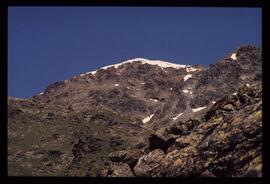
[
  {"x1": 123, "y1": 58, "x2": 189, "y2": 69},
  {"x1": 82, "y1": 58, "x2": 191, "y2": 76},
  {"x1": 90, "y1": 71, "x2": 97, "y2": 75}
]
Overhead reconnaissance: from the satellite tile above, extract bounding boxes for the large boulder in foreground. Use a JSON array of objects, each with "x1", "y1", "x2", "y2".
[
  {"x1": 97, "y1": 162, "x2": 134, "y2": 177},
  {"x1": 133, "y1": 149, "x2": 165, "y2": 177}
]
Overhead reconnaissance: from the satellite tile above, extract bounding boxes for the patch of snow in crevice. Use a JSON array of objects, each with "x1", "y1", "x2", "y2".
[
  {"x1": 142, "y1": 114, "x2": 154, "y2": 123},
  {"x1": 38, "y1": 92, "x2": 44, "y2": 95},
  {"x1": 230, "y1": 53, "x2": 237, "y2": 60},
  {"x1": 141, "y1": 82, "x2": 145, "y2": 85},
  {"x1": 183, "y1": 87, "x2": 193, "y2": 95},
  {"x1": 182, "y1": 89, "x2": 189, "y2": 93},
  {"x1": 183, "y1": 74, "x2": 192, "y2": 81},
  {"x1": 192, "y1": 106, "x2": 206, "y2": 112},
  {"x1": 233, "y1": 92, "x2": 237, "y2": 95},
  {"x1": 150, "y1": 99, "x2": 158, "y2": 102},
  {"x1": 114, "y1": 84, "x2": 119, "y2": 87},
  {"x1": 186, "y1": 67, "x2": 200, "y2": 73},
  {"x1": 173, "y1": 113, "x2": 183, "y2": 121},
  {"x1": 169, "y1": 88, "x2": 173, "y2": 91},
  {"x1": 161, "y1": 67, "x2": 167, "y2": 73},
  {"x1": 212, "y1": 101, "x2": 216, "y2": 104},
  {"x1": 246, "y1": 83, "x2": 250, "y2": 87}
]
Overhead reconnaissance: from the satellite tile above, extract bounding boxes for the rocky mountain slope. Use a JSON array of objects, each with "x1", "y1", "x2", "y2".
[
  {"x1": 99, "y1": 83, "x2": 262, "y2": 177},
  {"x1": 8, "y1": 45, "x2": 262, "y2": 177}
]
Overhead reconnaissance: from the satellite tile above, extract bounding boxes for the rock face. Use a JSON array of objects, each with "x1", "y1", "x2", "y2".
[
  {"x1": 8, "y1": 45, "x2": 262, "y2": 177},
  {"x1": 106, "y1": 83, "x2": 262, "y2": 177}
]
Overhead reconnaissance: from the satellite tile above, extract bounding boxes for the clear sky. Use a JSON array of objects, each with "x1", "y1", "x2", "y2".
[{"x1": 8, "y1": 7, "x2": 261, "y2": 98}]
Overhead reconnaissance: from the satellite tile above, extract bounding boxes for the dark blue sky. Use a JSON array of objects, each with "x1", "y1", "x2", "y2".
[{"x1": 8, "y1": 7, "x2": 261, "y2": 98}]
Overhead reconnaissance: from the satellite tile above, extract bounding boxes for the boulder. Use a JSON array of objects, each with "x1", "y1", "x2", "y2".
[
  {"x1": 108, "y1": 162, "x2": 134, "y2": 177},
  {"x1": 133, "y1": 149, "x2": 165, "y2": 177}
]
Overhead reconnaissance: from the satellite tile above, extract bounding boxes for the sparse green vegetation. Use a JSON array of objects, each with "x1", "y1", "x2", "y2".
[{"x1": 8, "y1": 97, "x2": 151, "y2": 176}]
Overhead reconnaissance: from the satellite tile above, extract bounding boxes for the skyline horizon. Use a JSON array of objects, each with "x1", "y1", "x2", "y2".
[
  {"x1": 8, "y1": 44, "x2": 260, "y2": 99},
  {"x1": 8, "y1": 7, "x2": 261, "y2": 98}
]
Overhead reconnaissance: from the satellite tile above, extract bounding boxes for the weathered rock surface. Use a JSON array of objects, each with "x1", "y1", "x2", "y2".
[
  {"x1": 109, "y1": 149, "x2": 144, "y2": 168},
  {"x1": 133, "y1": 149, "x2": 165, "y2": 177},
  {"x1": 107, "y1": 83, "x2": 262, "y2": 177},
  {"x1": 107, "y1": 162, "x2": 135, "y2": 177}
]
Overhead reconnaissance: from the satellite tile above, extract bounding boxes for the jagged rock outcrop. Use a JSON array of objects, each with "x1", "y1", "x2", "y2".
[{"x1": 105, "y1": 83, "x2": 262, "y2": 177}]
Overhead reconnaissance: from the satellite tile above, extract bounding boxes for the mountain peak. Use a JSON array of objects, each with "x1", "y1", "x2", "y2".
[
  {"x1": 120, "y1": 58, "x2": 190, "y2": 69},
  {"x1": 83, "y1": 58, "x2": 197, "y2": 76}
]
